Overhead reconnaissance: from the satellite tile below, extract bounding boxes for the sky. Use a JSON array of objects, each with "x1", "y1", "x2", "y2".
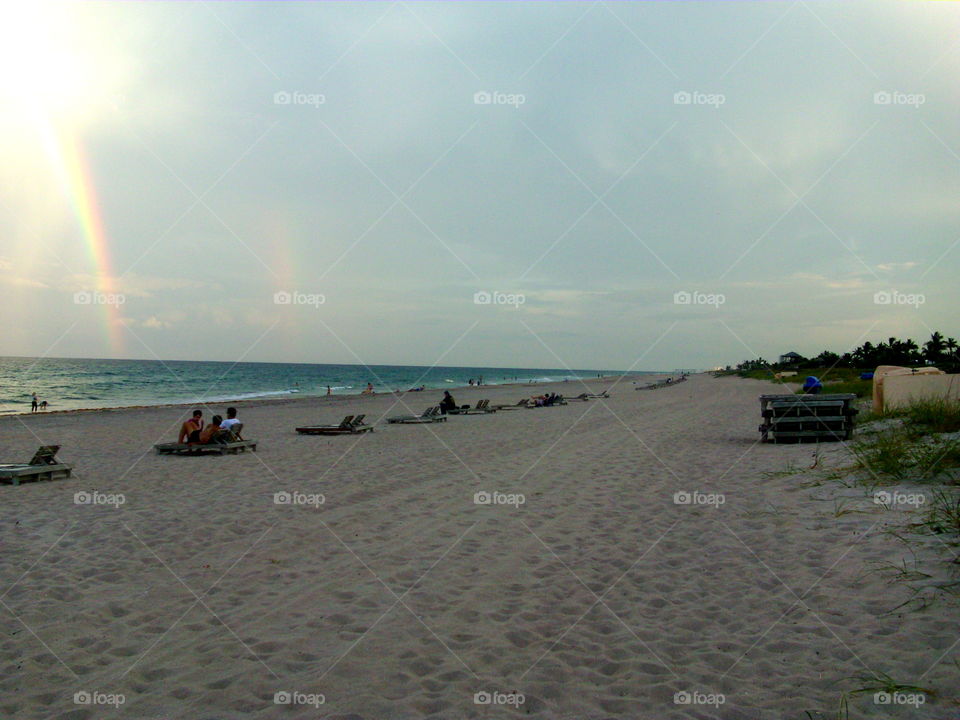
[{"x1": 0, "y1": 1, "x2": 958, "y2": 372}]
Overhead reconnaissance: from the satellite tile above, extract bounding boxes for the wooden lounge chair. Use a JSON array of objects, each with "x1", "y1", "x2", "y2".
[
  {"x1": 296, "y1": 414, "x2": 374, "y2": 435},
  {"x1": 0, "y1": 445, "x2": 73, "y2": 485},
  {"x1": 448, "y1": 399, "x2": 497, "y2": 415},
  {"x1": 387, "y1": 406, "x2": 448, "y2": 424},
  {"x1": 154, "y1": 438, "x2": 258, "y2": 456},
  {"x1": 759, "y1": 393, "x2": 858, "y2": 443},
  {"x1": 526, "y1": 395, "x2": 568, "y2": 408},
  {"x1": 491, "y1": 398, "x2": 531, "y2": 410}
]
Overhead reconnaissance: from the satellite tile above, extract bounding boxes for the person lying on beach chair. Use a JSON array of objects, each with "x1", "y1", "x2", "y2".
[{"x1": 179, "y1": 409, "x2": 204, "y2": 444}]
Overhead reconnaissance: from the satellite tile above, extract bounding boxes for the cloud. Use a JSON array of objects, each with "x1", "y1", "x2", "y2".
[{"x1": 142, "y1": 316, "x2": 173, "y2": 329}]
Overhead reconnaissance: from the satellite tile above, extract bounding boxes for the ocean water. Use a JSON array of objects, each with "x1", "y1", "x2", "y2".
[{"x1": 0, "y1": 357, "x2": 662, "y2": 414}]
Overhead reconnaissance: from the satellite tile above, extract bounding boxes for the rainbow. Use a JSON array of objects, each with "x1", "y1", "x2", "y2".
[{"x1": 41, "y1": 119, "x2": 125, "y2": 353}]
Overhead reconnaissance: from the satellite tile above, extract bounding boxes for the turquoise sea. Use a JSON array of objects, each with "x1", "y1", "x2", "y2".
[{"x1": 0, "y1": 357, "x2": 664, "y2": 414}]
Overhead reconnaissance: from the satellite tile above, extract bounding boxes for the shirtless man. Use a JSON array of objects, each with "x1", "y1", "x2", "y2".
[{"x1": 178, "y1": 410, "x2": 204, "y2": 444}]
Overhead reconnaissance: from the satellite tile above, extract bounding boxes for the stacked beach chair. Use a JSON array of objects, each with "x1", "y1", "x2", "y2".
[{"x1": 758, "y1": 394, "x2": 858, "y2": 443}]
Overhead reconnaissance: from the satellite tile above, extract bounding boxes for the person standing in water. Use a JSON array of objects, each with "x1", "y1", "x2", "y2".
[
  {"x1": 326, "y1": 386, "x2": 332, "y2": 396},
  {"x1": 30, "y1": 393, "x2": 38, "y2": 413}
]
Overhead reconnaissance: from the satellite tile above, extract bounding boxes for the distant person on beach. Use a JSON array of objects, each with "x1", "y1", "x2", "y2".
[
  {"x1": 802, "y1": 376, "x2": 823, "y2": 394},
  {"x1": 179, "y1": 409, "x2": 204, "y2": 444},
  {"x1": 199, "y1": 415, "x2": 224, "y2": 444},
  {"x1": 220, "y1": 407, "x2": 240, "y2": 430},
  {"x1": 326, "y1": 386, "x2": 332, "y2": 396},
  {"x1": 31, "y1": 393, "x2": 38, "y2": 412},
  {"x1": 363, "y1": 383, "x2": 374, "y2": 394},
  {"x1": 39, "y1": 400, "x2": 48, "y2": 410},
  {"x1": 439, "y1": 391, "x2": 456, "y2": 414}
]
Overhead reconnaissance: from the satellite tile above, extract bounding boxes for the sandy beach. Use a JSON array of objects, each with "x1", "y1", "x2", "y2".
[{"x1": 1, "y1": 374, "x2": 955, "y2": 719}]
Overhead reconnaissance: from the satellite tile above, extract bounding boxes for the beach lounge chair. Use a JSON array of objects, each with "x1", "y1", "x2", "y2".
[
  {"x1": 567, "y1": 393, "x2": 591, "y2": 401},
  {"x1": 154, "y1": 433, "x2": 258, "y2": 456},
  {"x1": 296, "y1": 414, "x2": 374, "y2": 435},
  {"x1": 526, "y1": 395, "x2": 568, "y2": 408},
  {"x1": 387, "y1": 406, "x2": 448, "y2": 424},
  {"x1": 491, "y1": 398, "x2": 531, "y2": 410},
  {"x1": 226, "y1": 422, "x2": 245, "y2": 440},
  {"x1": 759, "y1": 393, "x2": 858, "y2": 443},
  {"x1": 448, "y1": 399, "x2": 497, "y2": 415},
  {"x1": 0, "y1": 445, "x2": 73, "y2": 485}
]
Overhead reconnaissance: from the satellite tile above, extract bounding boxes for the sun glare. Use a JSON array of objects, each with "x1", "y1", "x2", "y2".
[{"x1": 0, "y1": 2, "x2": 93, "y2": 115}]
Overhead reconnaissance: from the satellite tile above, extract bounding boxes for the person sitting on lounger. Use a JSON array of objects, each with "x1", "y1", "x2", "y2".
[
  {"x1": 197, "y1": 415, "x2": 225, "y2": 444},
  {"x1": 178, "y1": 410, "x2": 204, "y2": 444},
  {"x1": 220, "y1": 407, "x2": 240, "y2": 430},
  {"x1": 439, "y1": 391, "x2": 456, "y2": 414}
]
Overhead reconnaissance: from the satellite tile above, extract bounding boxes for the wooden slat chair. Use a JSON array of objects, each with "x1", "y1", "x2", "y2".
[
  {"x1": 296, "y1": 415, "x2": 373, "y2": 435},
  {"x1": 1, "y1": 446, "x2": 73, "y2": 485},
  {"x1": 759, "y1": 393, "x2": 858, "y2": 443},
  {"x1": 388, "y1": 406, "x2": 448, "y2": 424}
]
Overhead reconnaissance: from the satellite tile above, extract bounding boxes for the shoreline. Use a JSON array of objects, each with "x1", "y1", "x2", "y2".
[{"x1": 1, "y1": 373, "x2": 657, "y2": 420}]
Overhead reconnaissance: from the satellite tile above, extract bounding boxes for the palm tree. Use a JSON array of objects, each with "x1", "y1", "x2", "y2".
[{"x1": 924, "y1": 331, "x2": 945, "y2": 363}]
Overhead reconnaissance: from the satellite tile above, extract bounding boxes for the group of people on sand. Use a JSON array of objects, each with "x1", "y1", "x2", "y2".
[
  {"x1": 531, "y1": 392, "x2": 563, "y2": 407},
  {"x1": 29, "y1": 393, "x2": 48, "y2": 412},
  {"x1": 178, "y1": 407, "x2": 243, "y2": 445}
]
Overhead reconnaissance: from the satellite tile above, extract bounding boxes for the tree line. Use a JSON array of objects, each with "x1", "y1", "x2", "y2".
[{"x1": 734, "y1": 332, "x2": 959, "y2": 373}]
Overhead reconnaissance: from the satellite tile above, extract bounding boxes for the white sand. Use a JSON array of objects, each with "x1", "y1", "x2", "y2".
[{"x1": 0, "y1": 375, "x2": 955, "y2": 718}]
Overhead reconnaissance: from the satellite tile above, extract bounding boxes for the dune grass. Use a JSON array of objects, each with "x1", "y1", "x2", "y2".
[{"x1": 916, "y1": 489, "x2": 960, "y2": 539}]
